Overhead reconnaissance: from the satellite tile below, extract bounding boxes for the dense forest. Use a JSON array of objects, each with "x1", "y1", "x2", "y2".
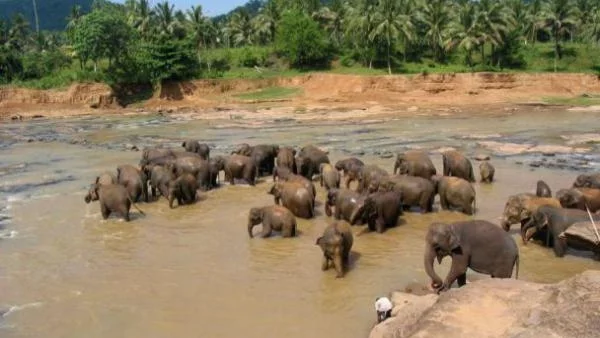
[
  {"x1": 0, "y1": 0, "x2": 93, "y2": 31},
  {"x1": 2, "y1": 0, "x2": 600, "y2": 90}
]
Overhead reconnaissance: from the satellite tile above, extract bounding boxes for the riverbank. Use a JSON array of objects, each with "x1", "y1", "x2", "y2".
[
  {"x1": 3, "y1": 72, "x2": 600, "y2": 121},
  {"x1": 370, "y1": 270, "x2": 600, "y2": 338}
]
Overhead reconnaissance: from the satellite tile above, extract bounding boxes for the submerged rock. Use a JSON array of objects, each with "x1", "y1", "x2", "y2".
[{"x1": 369, "y1": 270, "x2": 600, "y2": 338}]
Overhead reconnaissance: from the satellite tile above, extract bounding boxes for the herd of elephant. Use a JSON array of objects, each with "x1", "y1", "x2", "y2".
[{"x1": 83, "y1": 140, "x2": 600, "y2": 293}]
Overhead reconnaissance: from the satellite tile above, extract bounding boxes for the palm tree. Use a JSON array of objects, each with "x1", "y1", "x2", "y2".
[
  {"x1": 370, "y1": 0, "x2": 414, "y2": 74},
  {"x1": 477, "y1": 0, "x2": 514, "y2": 65},
  {"x1": 253, "y1": 0, "x2": 281, "y2": 44},
  {"x1": 227, "y1": 10, "x2": 255, "y2": 47},
  {"x1": 7, "y1": 13, "x2": 30, "y2": 52},
  {"x1": 155, "y1": 1, "x2": 176, "y2": 36},
  {"x1": 584, "y1": 6, "x2": 600, "y2": 44},
  {"x1": 126, "y1": 0, "x2": 154, "y2": 39},
  {"x1": 448, "y1": 0, "x2": 481, "y2": 66},
  {"x1": 344, "y1": 0, "x2": 377, "y2": 68},
  {"x1": 524, "y1": 0, "x2": 544, "y2": 44},
  {"x1": 541, "y1": 0, "x2": 580, "y2": 71},
  {"x1": 420, "y1": 0, "x2": 454, "y2": 62}
]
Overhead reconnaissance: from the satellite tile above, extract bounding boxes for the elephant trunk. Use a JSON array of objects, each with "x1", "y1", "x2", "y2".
[
  {"x1": 520, "y1": 218, "x2": 536, "y2": 245},
  {"x1": 349, "y1": 203, "x2": 365, "y2": 225},
  {"x1": 424, "y1": 245, "x2": 443, "y2": 287},
  {"x1": 247, "y1": 220, "x2": 255, "y2": 238},
  {"x1": 325, "y1": 201, "x2": 333, "y2": 217}
]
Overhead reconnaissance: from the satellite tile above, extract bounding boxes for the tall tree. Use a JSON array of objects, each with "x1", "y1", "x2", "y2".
[
  {"x1": 370, "y1": 0, "x2": 414, "y2": 74},
  {"x1": 420, "y1": 0, "x2": 454, "y2": 62},
  {"x1": 227, "y1": 9, "x2": 255, "y2": 47},
  {"x1": 541, "y1": 0, "x2": 580, "y2": 71},
  {"x1": 448, "y1": 0, "x2": 481, "y2": 66},
  {"x1": 345, "y1": 0, "x2": 378, "y2": 68},
  {"x1": 32, "y1": 0, "x2": 39, "y2": 34},
  {"x1": 253, "y1": 0, "x2": 281, "y2": 44}
]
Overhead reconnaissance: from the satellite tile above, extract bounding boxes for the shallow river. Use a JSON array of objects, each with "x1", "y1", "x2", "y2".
[{"x1": 1, "y1": 108, "x2": 600, "y2": 338}]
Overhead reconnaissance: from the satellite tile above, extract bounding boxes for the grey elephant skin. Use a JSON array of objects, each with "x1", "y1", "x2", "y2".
[
  {"x1": 320, "y1": 163, "x2": 340, "y2": 190},
  {"x1": 354, "y1": 190, "x2": 403, "y2": 233},
  {"x1": 424, "y1": 220, "x2": 519, "y2": 293},
  {"x1": 357, "y1": 165, "x2": 388, "y2": 193},
  {"x1": 168, "y1": 173, "x2": 199, "y2": 209},
  {"x1": 316, "y1": 222, "x2": 353, "y2": 278},
  {"x1": 478, "y1": 161, "x2": 495, "y2": 183},
  {"x1": 536, "y1": 180, "x2": 552, "y2": 197},
  {"x1": 433, "y1": 176, "x2": 476, "y2": 215},
  {"x1": 500, "y1": 193, "x2": 561, "y2": 232},
  {"x1": 573, "y1": 173, "x2": 600, "y2": 189},
  {"x1": 334, "y1": 157, "x2": 364, "y2": 189},
  {"x1": 376, "y1": 175, "x2": 435, "y2": 213},
  {"x1": 276, "y1": 146, "x2": 297, "y2": 174},
  {"x1": 521, "y1": 205, "x2": 600, "y2": 257},
  {"x1": 442, "y1": 150, "x2": 475, "y2": 182},
  {"x1": 269, "y1": 181, "x2": 314, "y2": 219},
  {"x1": 248, "y1": 205, "x2": 297, "y2": 238},
  {"x1": 556, "y1": 187, "x2": 600, "y2": 212},
  {"x1": 232, "y1": 143, "x2": 279, "y2": 177},
  {"x1": 225, "y1": 154, "x2": 257, "y2": 186},
  {"x1": 393, "y1": 150, "x2": 436, "y2": 179},
  {"x1": 85, "y1": 182, "x2": 145, "y2": 222},
  {"x1": 296, "y1": 145, "x2": 330, "y2": 180},
  {"x1": 272, "y1": 166, "x2": 316, "y2": 198},
  {"x1": 117, "y1": 164, "x2": 149, "y2": 202},
  {"x1": 182, "y1": 140, "x2": 210, "y2": 160},
  {"x1": 325, "y1": 188, "x2": 366, "y2": 224}
]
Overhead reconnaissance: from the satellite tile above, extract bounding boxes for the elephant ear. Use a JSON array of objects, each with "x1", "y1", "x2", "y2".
[{"x1": 447, "y1": 228, "x2": 461, "y2": 252}]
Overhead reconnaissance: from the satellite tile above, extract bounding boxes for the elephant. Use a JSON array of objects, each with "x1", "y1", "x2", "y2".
[
  {"x1": 425, "y1": 220, "x2": 519, "y2": 293},
  {"x1": 84, "y1": 182, "x2": 145, "y2": 221},
  {"x1": 573, "y1": 173, "x2": 600, "y2": 189},
  {"x1": 167, "y1": 173, "x2": 199, "y2": 209},
  {"x1": 116, "y1": 164, "x2": 149, "y2": 203},
  {"x1": 357, "y1": 165, "x2": 389, "y2": 193},
  {"x1": 442, "y1": 150, "x2": 475, "y2": 182},
  {"x1": 296, "y1": 145, "x2": 330, "y2": 180},
  {"x1": 233, "y1": 144, "x2": 279, "y2": 177},
  {"x1": 225, "y1": 154, "x2": 257, "y2": 186},
  {"x1": 479, "y1": 161, "x2": 495, "y2": 183},
  {"x1": 272, "y1": 166, "x2": 316, "y2": 198},
  {"x1": 556, "y1": 188, "x2": 600, "y2": 212},
  {"x1": 182, "y1": 140, "x2": 210, "y2": 160},
  {"x1": 247, "y1": 205, "x2": 297, "y2": 238},
  {"x1": 334, "y1": 157, "x2": 365, "y2": 188},
  {"x1": 521, "y1": 205, "x2": 600, "y2": 256},
  {"x1": 375, "y1": 175, "x2": 435, "y2": 213},
  {"x1": 320, "y1": 163, "x2": 340, "y2": 190},
  {"x1": 96, "y1": 172, "x2": 117, "y2": 186},
  {"x1": 149, "y1": 165, "x2": 175, "y2": 199},
  {"x1": 536, "y1": 180, "x2": 552, "y2": 197},
  {"x1": 276, "y1": 146, "x2": 297, "y2": 173},
  {"x1": 352, "y1": 190, "x2": 403, "y2": 233},
  {"x1": 141, "y1": 146, "x2": 176, "y2": 164},
  {"x1": 268, "y1": 181, "x2": 314, "y2": 219},
  {"x1": 500, "y1": 193, "x2": 562, "y2": 232},
  {"x1": 209, "y1": 155, "x2": 227, "y2": 188},
  {"x1": 557, "y1": 221, "x2": 600, "y2": 260},
  {"x1": 325, "y1": 188, "x2": 366, "y2": 224},
  {"x1": 316, "y1": 222, "x2": 353, "y2": 278},
  {"x1": 167, "y1": 155, "x2": 212, "y2": 191},
  {"x1": 432, "y1": 176, "x2": 476, "y2": 215},
  {"x1": 393, "y1": 150, "x2": 436, "y2": 179}
]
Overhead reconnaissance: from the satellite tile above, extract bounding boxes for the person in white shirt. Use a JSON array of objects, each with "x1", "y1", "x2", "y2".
[{"x1": 375, "y1": 296, "x2": 393, "y2": 323}]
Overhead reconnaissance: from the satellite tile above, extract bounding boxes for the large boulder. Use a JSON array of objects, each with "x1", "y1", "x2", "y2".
[{"x1": 370, "y1": 270, "x2": 600, "y2": 338}]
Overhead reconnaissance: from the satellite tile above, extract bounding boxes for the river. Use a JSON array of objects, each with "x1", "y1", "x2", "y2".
[{"x1": 1, "y1": 107, "x2": 600, "y2": 337}]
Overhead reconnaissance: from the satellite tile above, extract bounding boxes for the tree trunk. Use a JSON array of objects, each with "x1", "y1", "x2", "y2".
[
  {"x1": 554, "y1": 31, "x2": 560, "y2": 72},
  {"x1": 32, "y1": 0, "x2": 40, "y2": 34},
  {"x1": 481, "y1": 43, "x2": 485, "y2": 65},
  {"x1": 94, "y1": 61, "x2": 98, "y2": 73},
  {"x1": 387, "y1": 42, "x2": 392, "y2": 75}
]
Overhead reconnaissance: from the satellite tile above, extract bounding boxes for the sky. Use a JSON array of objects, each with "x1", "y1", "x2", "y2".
[{"x1": 115, "y1": 0, "x2": 248, "y2": 16}]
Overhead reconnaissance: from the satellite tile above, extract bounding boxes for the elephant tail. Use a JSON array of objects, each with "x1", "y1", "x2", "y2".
[
  {"x1": 514, "y1": 254, "x2": 520, "y2": 280},
  {"x1": 128, "y1": 196, "x2": 146, "y2": 216}
]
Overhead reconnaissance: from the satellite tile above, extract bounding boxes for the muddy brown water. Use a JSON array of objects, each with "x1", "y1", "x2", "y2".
[{"x1": 1, "y1": 108, "x2": 600, "y2": 337}]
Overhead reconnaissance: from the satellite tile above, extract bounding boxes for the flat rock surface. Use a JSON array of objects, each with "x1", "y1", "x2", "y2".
[{"x1": 370, "y1": 270, "x2": 600, "y2": 338}]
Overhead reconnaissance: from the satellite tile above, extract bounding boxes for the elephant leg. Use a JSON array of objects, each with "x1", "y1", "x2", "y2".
[
  {"x1": 334, "y1": 207, "x2": 341, "y2": 220},
  {"x1": 261, "y1": 223, "x2": 273, "y2": 238},
  {"x1": 321, "y1": 256, "x2": 330, "y2": 271},
  {"x1": 151, "y1": 186, "x2": 157, "y2": 199},
  {"x1": 123, "y1": 207, "x2": 131, "y2": 222},
  {"x1": 101, "y1": 204, "x2": 110, "y2": 220},
  {"x1": 334, "y1": 254, "x2": 344, "y2": 278},
  {"x1": 457, "y1": 273, "x2": 467, "y2": 287},
  {"x1": 281, "y1": 224, "x2": 294, "y2": 238},
  {"x1": 345, "y1": 177, "x2": 352, "y2": 189},
  {"x1": 442, "y1": 255, "x2": 469, "y2": 291},
  {"x1": 375, "y1": 217, "x2": 386, "y2": 233},
  {"x1": 553, "y1": 232, "x2": 567, "y2": 257},
  {"x1": 440, "y1": 196, "x2": 449, "y2": 210}
]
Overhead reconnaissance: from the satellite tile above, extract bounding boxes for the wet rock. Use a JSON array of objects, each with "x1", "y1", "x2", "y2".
[
  {"x1": 529, "y1": 161, "x2": 542, "y2": 168},
  {"x1": 474, "y1": 154, "x2": 490, "y2": 161},
  {"x1": 515, "y1": 161, "x2": 523, "y2": 165},
  {"x1": 369, "y1": 270, "x2": 600, "y2": 338},
  {"x1": 31, "y1": 114, "x2": 44, "y2": 119},
  {"x1": 432, "y1": 147, "x2": 456, "y2": 154},
  {"x1": 562, "y1": 133, "x2": 600, "y2": 145},
  {"x1": 478, "y1": 141, "x2": 590, "y2": 156},
  {"x1": 124, "y1": 143, "x2": 139, "y2": 151},
  {"x1": 352, "y1": 150, "x2": 365, "y2": 156}
]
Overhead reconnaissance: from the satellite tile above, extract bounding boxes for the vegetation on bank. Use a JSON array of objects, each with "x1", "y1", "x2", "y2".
[{"x1": 3, "y1": 0, "x2": 600, "y2": 92}]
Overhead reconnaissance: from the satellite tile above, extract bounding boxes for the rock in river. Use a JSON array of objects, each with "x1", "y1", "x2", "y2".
[{"x1": 369, "y1": 270, "x2": 600, "y2": 338}]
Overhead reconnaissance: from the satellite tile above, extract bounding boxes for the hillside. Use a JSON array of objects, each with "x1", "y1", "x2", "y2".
[{"x1": 0, "y1": 0, "x2": 93, "y2": 31}]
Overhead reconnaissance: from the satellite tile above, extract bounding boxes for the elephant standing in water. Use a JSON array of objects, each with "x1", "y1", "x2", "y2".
[
  {"x1": 225, "y1": 154, "x2": 257, "y2": 186},
  {"x1": 247, "y1": 205, "x2": 297, "y2": 238},
  {"x1": 84, "y1": 181, "x2": 145, "y2": 222},
  {"x1": 556, "y1": 188, "x2": 600, "y2": 212},
  {"x1": 393, "y1": 150, "x2": 436, "y2": 179},
  {"x1": 334, "y1": 157, "x2": 364, "y2": 188},
  {"x1": 269, "y1": 181, "x2": 315, "y2": 219},
  {"x1": 182, "y1": 140, "x2": 210, "y2": 160},
  {"x1": 442, "y1": 150, "x2": 475, "y2": 182},
  {"x1": 117, "y1": 164, "x2": 149, "y2": 202},
  {"x1": 353, "y1": 190, "x2": 403, "y2": 233},
  {"x1": 232, "y1": 144, "x2": 279, "y2": 177},
  {"x1": 320, "y1": 163, "x2": 340, "y2": 190},
  {"x1": 479, "y1": 161, "x2": 495, "y2": 183},
  {"x1": 325, "y1": 188, "x2": 366, "y2": 224},
  {"x1": 573, "y1": 173, "x2": 600, "y2": 189},
  {"x1": 167, "y1": 173, "x2": 199, "y2": 209},
  {"x1": 276, "y1": 147, "x2": 297, "y2": 173},
  {"x1": 433, "y1": 176, "x2": 476, "y2": 215},
  {"x1": 424, "y1": 220, "x2": 519, "y2": 293},
  {"x1": 296, "y1": 145, "x2": 330, "y2": 180},
  {"x1": 316, "y1": 222, "x2": 353, "y2": 278}
]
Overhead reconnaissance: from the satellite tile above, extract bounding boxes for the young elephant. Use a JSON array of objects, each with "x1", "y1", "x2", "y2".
[
  {"x1": 96, "y1": 172, "x2": 117, "y2": 186},
  {"x1": 272, "y1": 166, "x2": 317, "y2": 198},
  {"x1": 536, "y1": 180, "x2": 552, "y2": 197},
  {"x1": 209, "y1": 155, "x2": 227, "y2": 188},
  {"x1": 425, "y1": 220, "x2": 519, "y2": 293},
  {"x1": 354, "y1": 190, "x2": 403, "y2": 233},
  {"x1": 376, "y1": 175, "x2": 435, "y2": 213},
  {"x1": 320, "y1": 163, "x2": 340, "y2": 190},
  {"x1": 334, "y1": 157, "x2": 365, "y2": 188},
  {"x1": 149, "y1": 165, "x2": 175, "y2": 199},
  {"x1": 442, "y1": 150, "x2": 475, "y2": 182},
  {"x1": 117, "y1": 164, "x2": 149, "y2": 202},
  {"x1": 84, "y1": 182, "x2": 145, "y2": 221},
  {"x1": 247, "y1": 205, "x2": 297, "y2": 238},
  {"x1": 556, "y1": 187, "x2": 600, "y2": 212},
  {"x1": 276, "y1": 146, "x2": 297, "y2": 173},
  {"x1": 181, "y1": 140, "x2": 210, "y2": 160},
  {"x1": 479, "y1": 161, "x2": 495, "y2": 183},
  {"x1": 225, "y1": 154, "x2": 257, "y2": 186},
  {"x1": 316, "y1": 222, "x2": 354, "y2": 278},
  {"x1": 357, "y1": 165, "x2": 389, "y2": 193},
  {"x1": 325, "y1": 188, "x2": 366, "y2": 224},
  {"x1": 269, "y1": 181, "x2": 314, "y2": 219},
  {"x1": 393, "y1": 150, "x2": 436, "y2": 179},
  {"x1": 573, "y1": 173, "x2": 600, "y2": 189},
  {"x1": 500, "y1": 193, "x2": 561, "y2": 232},
  {"x1": 433, "y1": 176, "x2": 476, "y2": 215},
  {"x1": 167, "y1": 173, "x2": 199, "y2": 209}
]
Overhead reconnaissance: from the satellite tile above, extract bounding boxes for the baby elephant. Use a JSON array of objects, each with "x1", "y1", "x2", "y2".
[
  {"x1": 425, "y1": 220, "x2": 519, "y2": 293},
  {"x1": 320, "y1": 163, "x2": 340, "y2": 190},
  {"x1": 479, "y1": 161, "x2": 495, "y2": 183},
  {"x1": 84, "y1": 182, "x2": 145, "y2": 221},
  {"x1": 316, "y1": 222, "x2": 354, "y2": 278},
  {"x1": 247, "y1": 205, "x2": 297, "y2": 238},
  {"x1": 536, "y1": 180, "x2": 552, "y2": 198},
  {"x1": 168, "y1": 173, "x2": 199, "y2": 209}
]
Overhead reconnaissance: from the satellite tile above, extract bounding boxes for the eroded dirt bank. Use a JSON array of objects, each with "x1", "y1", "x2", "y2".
[
  {"x1": 2, "y1": 72, "x2": 600, "y2": 120},
  {"x1": 370, "y1": 270, "x2": 600, "y2": 338}
]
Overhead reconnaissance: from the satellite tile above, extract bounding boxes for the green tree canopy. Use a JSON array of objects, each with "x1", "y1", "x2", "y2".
[{"x1": 275, "y1": 9, "x2": 331, "y2": 68}]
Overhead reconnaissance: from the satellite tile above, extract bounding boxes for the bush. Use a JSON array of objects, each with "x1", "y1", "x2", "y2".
[
  {"x1": 21, "y1": 50, "x2": 72, "y2": 80},
  {"x1": 275, "y1": 10, "x2": 332, "y2": 69}
]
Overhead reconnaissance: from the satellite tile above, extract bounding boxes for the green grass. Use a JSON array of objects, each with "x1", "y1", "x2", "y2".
[
  {"x1": 542, "y1": 94, "x2": 600, "y2": 106},
  {"x1": 234, "y1": 86, "x2": 302, "y2": 101}
]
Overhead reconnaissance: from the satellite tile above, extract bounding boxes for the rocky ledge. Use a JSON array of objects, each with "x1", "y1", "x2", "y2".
[{"x1": 370, "y1": 270, "x2": 600, "y2": 338}]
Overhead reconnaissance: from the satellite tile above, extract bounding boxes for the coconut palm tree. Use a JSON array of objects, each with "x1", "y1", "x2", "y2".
[
  {"x1": 126, "y1": 0, "x2": 154, "y2": 39},
  {"x1": 344, "y1": 0, "x2": 377, "y2": 68},
  {"x1": 7, "y1": 13, "x2": 30, "y2": 52},
  {"x1": 541, "y1": 0, "x2": 580, "y2": 71},
  {"x1": 524, "y1": 0, "x2": 544, "y2": 44},
  {"x1": 420, "y1": 0, "x2": 454, "y2": 62},
  {"x1": 448, "y1": 0, "x2": 482, "y2": 66},
  {"x1": 253, "y1": 0, "x2": 281, "y2": 44},
  {"x1": 227, "y1": 9, "x2": 255, "y2": 47},
  {"x1": 477, "y1": 0, "x2": 514, "y2": 65},
  {"x1": 370, "y1": 0, "x2": 414, "y2": 74}
]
